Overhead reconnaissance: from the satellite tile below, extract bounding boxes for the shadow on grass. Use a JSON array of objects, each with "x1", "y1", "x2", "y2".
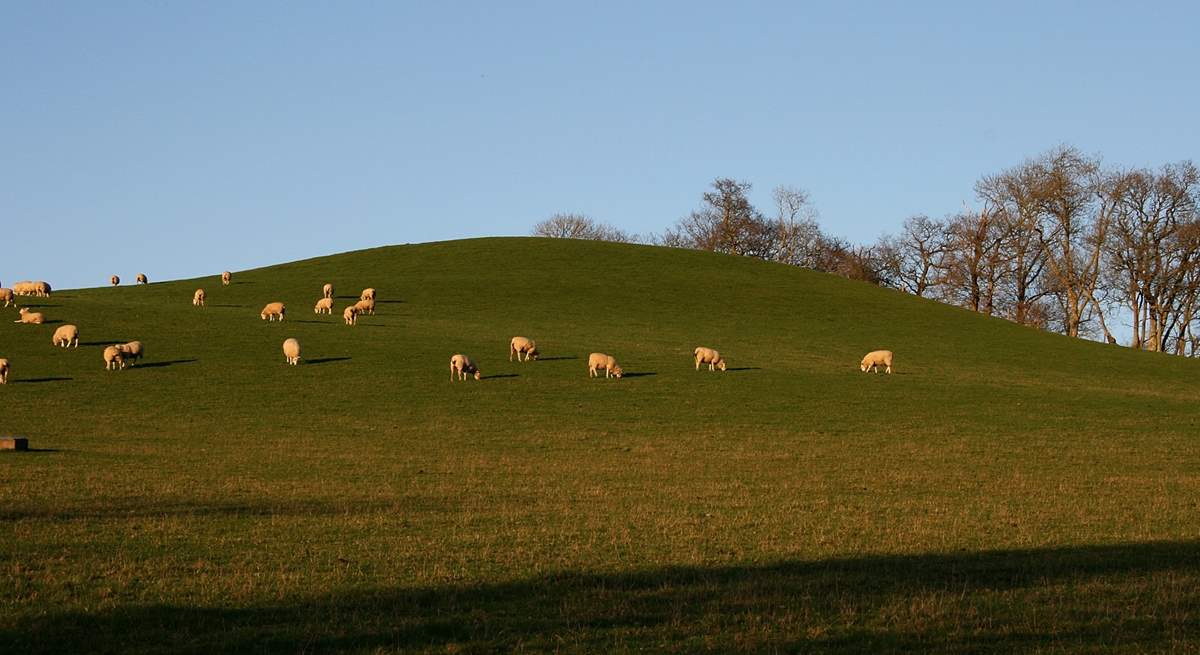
[
  {"x1": 41, "y1": 319, "x2": 65, "y2": 325},
  {"x1": 306, "y1": 357, "x2": 351, "y2": 365},
  {"x1": 209, "y1": 304, "x2": 248, "y2": 308},
  {"x1": 482, "y1": 373, "x2": 519, "y2": 380},
  {"x1": 536, "y1": 356, "x2": 577, "y2": 361},
  {"x1": 621, "y1": 371, "x2": 656, "y2": 378},
  {"x1": 291, "y1": 319, "x2": 330, "y2": 324},
  {"x1": 135, "y1": 359, "x2": 198, "y2": 369},
  {"x1": 81, "y1": 340, "x2": 126, "y2": 346},
  {"x1": 12, "y1": 377, "x2": 73, "y2": 384},
  {"x1": 725, "y1": 366, "x2": 761, "y2": 372},
  {"x1": 4, "y1": 540, "x2": 1197, "y2": 653}
]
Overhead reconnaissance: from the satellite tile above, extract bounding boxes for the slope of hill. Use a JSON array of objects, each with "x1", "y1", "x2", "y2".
[{"x1": 3, "y1": 237, "x2": 1198, "y2": 653}]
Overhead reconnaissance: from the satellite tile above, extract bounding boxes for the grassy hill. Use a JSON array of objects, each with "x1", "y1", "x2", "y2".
[{"x1": 2, "y1": 237, "x2": 1199, "y2": 653}]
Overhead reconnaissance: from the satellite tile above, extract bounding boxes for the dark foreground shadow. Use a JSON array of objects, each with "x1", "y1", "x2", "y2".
[
  {"x1": 482, "y1": 373, "x2": 519, "y2": 380},
  {"x1": 3, "y1": 540, "x2": 1197, "y2": 653},
  {"x1": 621, "y1": 371, "x2": 656, "y2": 378},
  {"x1": 12, "y1": 377, "x2": 73, "y2": 384},
  {"x1": 135, "y1": 359, "x2": 198, "y2": 369},
  {"x1": 306, "y1": 357, "x2": 351, "y2": 365}
]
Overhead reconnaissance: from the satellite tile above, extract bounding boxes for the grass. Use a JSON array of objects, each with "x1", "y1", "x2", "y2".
[{"x1": 2, "y1": 236, "x2": 1199, "y2": 653}]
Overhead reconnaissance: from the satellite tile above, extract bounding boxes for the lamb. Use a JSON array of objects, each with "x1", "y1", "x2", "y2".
[
  {"x1": 0, "y1": 358, "x2": 8, "y2": 384},
  {"x1": 221, "y1": 270, "x2": 232, "y2": 285},
  {"x1": 693, "y1": 347, "x2": 727, "y2": 372},
  {"x1": 260, "y1": 302, "x2": 286, "y2": 321},
  {"x1": 14, "y1": 308, "x2": 44, "y2": 324},
  {"x1": 0, "y1": 288, "x2": 13, "y2": 307},
  {"x1": 136, "y1": 273, "x2": 148, "y2": 284},
  {"x1": 509, "y1": 336, "x2": 539, "y2": 362},
  {"x1": 117, "y1": 341, "x2": 144, "y2": 367},
  {"x1": 103, "y1": 346, "x2": 124, "y2": 370},
  {"x1": 52, "y1": 324, "x2": 80, "y2": 348},
  {"x1": 193, "y1": 289, "x2": 206, "y2": 306},
  {"x1": 353, "y1": 298, "x2": 375, "y2": 315},
  {"x1": 449, "y1": 353, "x2": 481, "y2": 381},
  {"x1": 343, "y1": 305, "x2": 359, "y2": 325},
  {"x1": 314, "y1": 297, "x2": 334, "y2": 314},
  {"x1": 860, "y1": 350, "x2": 894, "y2": 374},
  {"x1": 588, "y1": 352, "x2": 623, "y2": 379},
  {"x1": 110, "y1": 275, "x2": 120, "y2": 286},
  {"x1": 360, "y1": 288, "x2": 376, "y2": 301},
  {"x1": 282, "y1": 338, "x2": 301, "y2": 365},
  {"x1": 323, "y1": 283, "x2": 334, "y2": 299}
]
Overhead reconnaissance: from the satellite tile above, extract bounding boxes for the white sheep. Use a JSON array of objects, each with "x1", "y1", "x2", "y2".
[
  {"x1": 260, "y1": 302, "x2": 286, "y2": 322},
  {"x1": 110, "y1": 275, "x2": 120, "y2": 286},
  {"x1": 193, "y1": 289, "x2": 206, "y2": 306},
  {"x1": 353, "y1": 298, "x2": 375, "y2": 315},
  {"x1": 52, "y1": 324, "x2": 80, "y2": 348},
  {"x1": 282, "y1": 338, "x2": 301, "y2": 365},
  {"x1": 509, "y1": 336, "x2": 539, "y2": 362},
  {"x1": 693, "y1": 347, "x2": 727, "y2": 372},
  {"x1": 12, "y1": 281, "x2": 35, "y2": 296},
  {"x1": 323, "y1": 283, "x2": 334, "y2": 299},
  {"x1": 360, "y1": 287, "x2": 376, "y2": 301},
  {"x1": 343, "y1": 305, "x2": 359, "y2": 325},
  {"x1": 0, "y1": 358, "x2": 8, "y2": 384},
  {"x1": 221, "y1": 271, "x2": 232, "y2": 285},
  {"x1": 0, "y1": 288, "x2": 13, "y2": 307},
  {"x1": 14, "y1": 308, "x2": 44, "y2": 324},
  {"x1": 117, "y1": 341, "x2": 144, "y2": 367},
  {"x1": 33, "y1": 281, "x2": 51, "y2": 297},
  {"x1": 103, "y1": 346, "x2": 124, "y2": 370},
  {"x1": 860, "y1": 350, "x2": 894, "y2": 374},
  {"x1": 449, "y1": 353, "x2": 481, "y2": 381},
  {"x1": 314, "y1": 297, "x2": 334, "y2": 314},
  {"x1": 588, "y1": 352, "x2": 623, "y2": 379},
  {"x1": 136, "y1": 273, "x2": 148, "y2": 285}
]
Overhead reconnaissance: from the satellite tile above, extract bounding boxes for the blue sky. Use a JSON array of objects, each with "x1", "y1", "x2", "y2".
[{"x1": 2, "y1": 1, "x2": 1198, "y2": 290}]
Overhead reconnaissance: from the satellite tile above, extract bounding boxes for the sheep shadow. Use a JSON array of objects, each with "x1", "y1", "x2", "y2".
[
  {"x1": 292, "y1": 319, "x2": 331, "y2": 324},
  {"x1": 41, "y1": 319, "x2": 65, "y2": 325},
  {"x1": 306, "y1": 357, "x2": 351, "y2": 365},
  {"x1": 209, "y1": 304, "x2": 248, "y2": 309},
  {"x1": 135, "y1": 359, "x2": 198, "y2": 369},
  {"x1": 483, "y1": 374, "x2": 519, "y2": 380},
  {"x1": 620, "y1": 372, "x2": 656, "y2": 378},
  {"x1": 725, "y1": 367, "x2": 761, "y2": 372},
  {"x1": 81, "y1": 340, "x2": 125, "y2": 346},
  {"x1": 536, "y1": 356, "x2": 577, "y2": 361},
  {"x1": 12, "y1": 377, "x2": 73, "y2": 383},
  {"x1": 375, "y1": 299, "x2": 404, "y2": 304}
]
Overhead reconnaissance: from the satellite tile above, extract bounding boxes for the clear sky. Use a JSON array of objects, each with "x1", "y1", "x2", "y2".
[{"x1": 3, "y1": 1, "x2": 1198, "y2": 290}]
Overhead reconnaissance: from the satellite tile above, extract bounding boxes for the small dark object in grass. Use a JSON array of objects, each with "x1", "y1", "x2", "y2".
[{"x1": 1, "y1": 437, "x2": 29, "y2": 451}]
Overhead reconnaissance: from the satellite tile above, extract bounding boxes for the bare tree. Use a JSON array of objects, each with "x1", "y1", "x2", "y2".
[
  {"x1": 977, "y1": 165, "x2": 1050, "y2": 326},
  {"x1": 670, "y1": 179, "x2": 766, "y2": 256},
  {"x1": 937, "y1": 208, "x2": 1008, "y2": 315},
  {"x1": 772, "y1": 186, "x2": 823, "y2": 267},
  {"x1": 532, "y1": 213, "x2": 631, "y2": 242},
  {"x1": 880, "y1": 215, "x2": 948, "y2": 297}
]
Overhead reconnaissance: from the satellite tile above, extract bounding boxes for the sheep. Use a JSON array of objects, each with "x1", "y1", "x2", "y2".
[
  {"x1": 860, "y1": 350, "x2": 894, "y2": 374},
  {"x1": 360, "y1": 287, "x2": 376, "y2": 301},
  {"x1": 193, "y1": 289, "x2": 206, "y2": 307},
  {"x1": 693, "y1": 347, "x2": 727, "y2": 372},
  {"x1": 260, "y1": 302, "x2": 286, "y2": 322},
  {"x1": 136, "y1": 273, "x2": 148, "y2": 285},
  {"x1": 323, "y1": 283, "x2": 334, "y2": 299},
  {"x1": 509, "y1": 336, "x2": 539, "y2": 362},
  {"x1": 14, "y1": 308, "x2": 44, "y2": 324},
  {"x1": 103, "y1": 346, "x2": 124, "y2": 370},
  {"x1": 117, "y1": 341, "x2": 144, "y2": 367},
  {"x1": 314, "y1": 297, "x2": 334, "y2": 314},
  {"x1": 449, "y1": 353, "x2": 481, "y2": 381},
  {"x1": 353, "y1": 298, "x2": 375, "y2": 315},
  {"x1": 0, "y1": 288, "x2": 13, "y2": 307},
  {"x1": 588, "y1": 352, "x2": 623, "y2": 379},
  {"x1": 110, "y1": 275, "x2": 120, "y2": 286},
  {"x1": 12, "y1": 281, "x2": 35, "y2": 296},
  {"x1": 221, "y1": 270, "x2": 232, "y2": 285},
  {"x1": 282, "y1": 338, "x2": 301, "y2": 365},
  {"x1": 343, "y1": 305, "x2": 359, "y2": 325},
  {"x1": 52, "y1": 324, "x2": 80, "y2": 348},
  {"x1": 33, "y1": 281, "x2": 51, "y2": 297},
  {"x1": 0, "y1": 358, "x2": 8, "y2": 384}
]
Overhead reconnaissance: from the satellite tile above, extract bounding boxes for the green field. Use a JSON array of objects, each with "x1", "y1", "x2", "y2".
[{"x1": 2, "y1": 237, "x2": 1199, "y2": 653}]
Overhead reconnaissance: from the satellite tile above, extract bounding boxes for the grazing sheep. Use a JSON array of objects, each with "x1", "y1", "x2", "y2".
[
  {"x1": 193, "y1": 289, "x2": 206, "y2": 306},
  {"x1": 323, "y1": 283, "x2": 334, "y2": 299},
  {"x1": 117, "y1": 341, "x2": 144, "y2": 367},
  {"x1": 52, "y1": 324, "x2": 80, "y2": 348},
  {"x1": 14, "y1": 308, "x2": 44, "y2": 324},
  {"x1": 343, "y1": 305, "x2": 359, "y2": 325},
  {"x1": 314, "y1": 297, "x2": 334, "y2": 314},
  {"x1": 110, "y1": 275, "x2": 120, "y2": 286},
  {"x1": 693, "y1": 347, "x2": 727, "y2": 372},
  {"x1": 260, "y1": 302, "x2": 286, "y2": 322},
  {"x1": 860, "y1": 350, "x2": 894, "y2": 374},
  {"x1": 449, "y1": 353, "x2": 481, "y2": 381},
  {"x1": 509, "y1": 336, "x2": 539, "y2": 362},
  {"x1": 282, "y1": 338, "x2": 301, "y2": 365},
  {"x1": 221, "y1": 270, "x2": 232, "y2": 285},
  {"x1": 136, "y1": 273, "x2": 148, "y2": 285},
  {"x1": 360, "y1": 288, "x2": 376, "y2": 301},
  {"x1": 0, "y1": 358, "x2": 8, "y2": 384},
  {"x1": 12, "y1": 281, "x2": 35, "y2": 296},
  {"x1": 33, "y1": 281, "x2": 51, "y2": 297},
  {"x1": 0, "y1": 288, "x2": 13, "y2": 307},
  {"x1": 103, "y1": 346, "x2": 124, "y2": 370},
  {"x1": 587, "y1": 352, "x2": 623, "y2": 379},
  {"x1": 353, "y1": 298, "x2": 375, "y2": 315}
]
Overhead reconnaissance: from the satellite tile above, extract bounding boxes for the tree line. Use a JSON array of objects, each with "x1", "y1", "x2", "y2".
[{"x1": 532, "y1": 146, "x2": 1200, "y2": 355}]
